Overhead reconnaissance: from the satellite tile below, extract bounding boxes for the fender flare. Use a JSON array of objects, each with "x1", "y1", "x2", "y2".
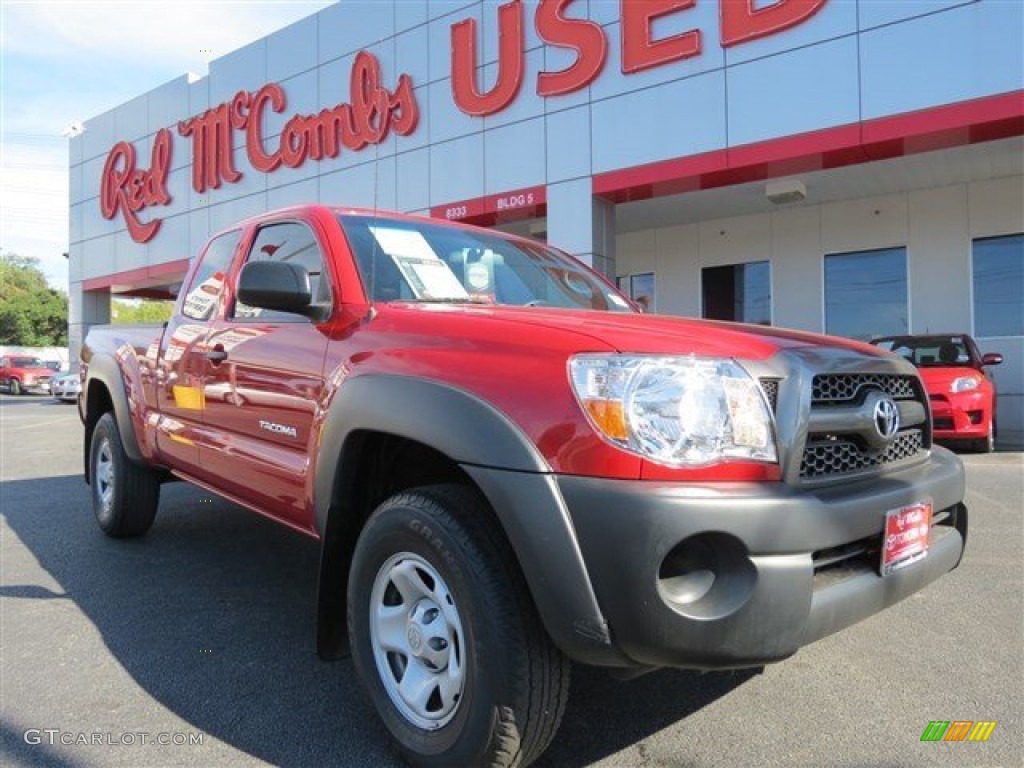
[
  {"x1": 313, "y1": 374, "x2": 549, "y2": 535},
  {"x1": 313, "y1": 374, "x2": 623, "y2": 665},
  {"x1": 83, "y1": 354, "x2": 144, "y2": 479}
]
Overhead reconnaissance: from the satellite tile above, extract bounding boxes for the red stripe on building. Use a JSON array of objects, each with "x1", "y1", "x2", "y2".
[
  {"x1": 593, "y1": 90, "x2": 1024, "y2": 203},
  {"x1": 83, "y1": 258, "x2": 191, "y2": 291}
]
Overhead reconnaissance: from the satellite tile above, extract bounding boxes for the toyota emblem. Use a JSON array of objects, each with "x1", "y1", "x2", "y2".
[{"x1": 873, "y1": 398, "x2": 900, "y2": 440}]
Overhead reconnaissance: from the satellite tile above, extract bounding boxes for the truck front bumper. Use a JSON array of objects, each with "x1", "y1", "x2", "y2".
[{"x1": 553, "y1": 446, "x2": 966, "y2": 669}]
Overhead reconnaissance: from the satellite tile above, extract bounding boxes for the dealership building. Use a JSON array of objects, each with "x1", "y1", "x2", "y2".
[{"x1": 68, "y1": 0, "x2": 1023, "y2": 443}]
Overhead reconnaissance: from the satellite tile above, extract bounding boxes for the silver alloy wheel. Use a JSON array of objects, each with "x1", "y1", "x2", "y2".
[
  {"x1": 95, "y1": 438, "x2": 115, "y2": 521},
  {"x1": 369, "y1": 552, "x2": 466, "y2": 730}
]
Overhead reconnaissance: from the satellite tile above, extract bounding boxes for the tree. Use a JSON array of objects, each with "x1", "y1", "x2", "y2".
[
  {"x1": 111, "y1": 298, "x2": 174, "y2": 325},
  {"x1": 0, "y1": 253, "x2": 68, "y2": 346}
]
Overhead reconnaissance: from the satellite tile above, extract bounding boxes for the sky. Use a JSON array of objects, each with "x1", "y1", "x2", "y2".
[{"x1": 0, "y1": 0, "x2": 334, "y2": 289}]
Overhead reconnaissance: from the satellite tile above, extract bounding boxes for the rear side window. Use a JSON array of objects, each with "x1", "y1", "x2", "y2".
[
  {"x1": 181, "y1": 231, "x2": 242, "y2": 321},
  {"x1": 232, "y1": 222, "x2": 330, "y2": 321}
]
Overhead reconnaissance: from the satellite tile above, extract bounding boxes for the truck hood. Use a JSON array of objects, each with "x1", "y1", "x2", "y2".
[{"x1": 388, "y1": 303, "x2": 886, "y2": 360}]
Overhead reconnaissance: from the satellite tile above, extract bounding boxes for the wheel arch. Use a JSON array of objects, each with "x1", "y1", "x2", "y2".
[
  {"x1": 82, "y1": 356, "x2": 144, "y2": 483},
  {"x1": 313, "y1": 375, "x2": 620, "y2": 665}
]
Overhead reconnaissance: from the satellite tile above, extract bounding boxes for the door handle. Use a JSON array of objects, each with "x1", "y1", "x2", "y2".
[{"x1": 206, "y1": 345, "x2": 228, "y2": 365}]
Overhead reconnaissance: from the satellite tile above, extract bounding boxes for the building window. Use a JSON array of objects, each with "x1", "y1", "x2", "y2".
[
  {"x1": 825, "y1": 247, "x2": 907, "y2": 341},
  {"x1": 701, "y1": 261, "x2": 771, "y2": 325},
  {"x1": 617, "y1": 272, "x2": 656, "y2": 312},
  {"x1": 973, "y1": 234, "x2": 1023, "y2": 337}
]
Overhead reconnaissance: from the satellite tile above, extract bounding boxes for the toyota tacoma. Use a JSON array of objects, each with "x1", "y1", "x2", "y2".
[{"x1": 81, "y1": 205, "x2": 967, "y2": 767}]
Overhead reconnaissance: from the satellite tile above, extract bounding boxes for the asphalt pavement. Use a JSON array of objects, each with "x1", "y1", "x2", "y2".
[{"x1": 1, "y1": 393, "x2": 1021, "y2": 767}]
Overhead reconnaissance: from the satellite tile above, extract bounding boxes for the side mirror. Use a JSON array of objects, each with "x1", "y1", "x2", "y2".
[
  {"x1": 237, "y1": 261, "x2": 313, "y2": 316},
  {"x1": 981, "y1": 352, "x2": 1003, "y2": 366}
]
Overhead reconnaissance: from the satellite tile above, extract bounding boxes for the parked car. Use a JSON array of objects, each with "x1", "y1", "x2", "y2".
[
  {"x1": 0, "y1": 355, "x2": 56, "y2": 396},
  {"x1": 871, "y1": 334, "x2": 1002, "y2": 452},
  {"x1": 81, "y1": 206, "x2": 968, "y2": 768},
  {"x1": 50, "y1": 371, "x2": 82, "y2": 403}
]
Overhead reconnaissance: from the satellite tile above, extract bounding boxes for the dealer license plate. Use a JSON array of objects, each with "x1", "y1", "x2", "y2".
[{"x1": 881, "y1": 500, "x2": 932, "y2": 576}]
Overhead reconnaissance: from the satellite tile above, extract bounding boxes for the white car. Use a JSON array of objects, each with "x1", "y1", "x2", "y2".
[{"x1": 50, "y1": 372, "x2": 82, "y2": 403}]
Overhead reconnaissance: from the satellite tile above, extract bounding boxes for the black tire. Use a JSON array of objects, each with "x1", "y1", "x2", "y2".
[
  {"x1": 9, "y1": 378, "x2": 21, "y2": 396},
  {"x1": 973, "y1": 422, "x2": 996, "y2": 453},
  {"x1": 348, "y1": 484, "x2": 569, "y2": 768},
  {"x1": 89, "y1": 412, "x2": 160, "y2": 537}
]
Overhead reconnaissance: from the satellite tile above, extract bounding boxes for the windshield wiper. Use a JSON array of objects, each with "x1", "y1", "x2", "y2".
[{"x1": 396, "y1": 297, "x2": 494, "y2": 305}]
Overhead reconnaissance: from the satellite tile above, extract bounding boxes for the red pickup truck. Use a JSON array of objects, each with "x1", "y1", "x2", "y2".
[{"x1": 81, "y1": 206, "x2": 967, "y2": 768}]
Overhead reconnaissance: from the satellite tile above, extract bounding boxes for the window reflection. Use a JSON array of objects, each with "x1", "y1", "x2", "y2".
[
  {"x1": 825, "y1": 248, "x2": 907, "y2": 340},
  {"x1": 973, "y1": 234, "x2": 1023, "y2": 337},
  {"x1": 702, "y1": 261, "x2": 770, "y2": 325},
  {"x1": 233, "y1": 223, "x2": 331, "y2": 321},
  {"x1": 181, "y1": 231, "x2": 241, "y2": 321}
]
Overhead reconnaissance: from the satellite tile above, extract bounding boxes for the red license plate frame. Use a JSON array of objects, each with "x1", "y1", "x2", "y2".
[{"x1": 881, "y1": 500, "x2": 932, "y2": 576}]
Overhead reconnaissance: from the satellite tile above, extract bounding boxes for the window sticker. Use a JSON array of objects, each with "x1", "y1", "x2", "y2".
[
  {"x1": 368, "y1": 225, "x2": 468, "y2": 300},
  {"x1": 397, "y1": 256, "x2": 469, "y2": 300},
  {"x1": 369, "y1": 226, "x2": 440, "y2": 261},
  {"x1": 466, "y1": 261, "x2": 491, "y2": 291}
]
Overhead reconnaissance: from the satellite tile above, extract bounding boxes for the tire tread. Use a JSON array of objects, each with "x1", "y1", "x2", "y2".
[
  {"x1": 417, "y1": 485, "x2": 570, "y2": 767},
  {"x1": 91, "y1": 412, "x2": 159, "y2": 537},
  {"x1": 353, "y1": 484, "x2": 569, "y2": 768}
]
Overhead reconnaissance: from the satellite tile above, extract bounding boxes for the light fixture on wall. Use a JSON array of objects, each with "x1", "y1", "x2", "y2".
[
  {"x1": 766, "y1": 179, "x2": 807, "y2": 205},
  {"x1": 61, "y1": 122, "x2": 85, "y2": 138}
]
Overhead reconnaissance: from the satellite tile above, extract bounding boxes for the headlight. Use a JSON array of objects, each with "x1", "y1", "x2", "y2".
[
  {"x1": 568, "y1": 354, "x2": 777, "y2": 467},
  {"x1": 951, "y1": 376, "x2": 981, "y2": 393}
]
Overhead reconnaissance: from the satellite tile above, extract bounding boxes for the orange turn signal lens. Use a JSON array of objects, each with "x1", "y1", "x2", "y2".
[{"x1": 583, "y1": 399, "x2": 628, "y2": 441}]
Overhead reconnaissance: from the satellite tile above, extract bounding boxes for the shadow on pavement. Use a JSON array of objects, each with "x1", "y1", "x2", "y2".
[
  {"x1": 3, "y1": 474, "x2": 752, "y2": 766},
  {"x1": 0, "y1": 717, "x2": 79, "y2": 768},
  {"x1": 536, "y1": 665, "x2": 757, "y2": 768}
]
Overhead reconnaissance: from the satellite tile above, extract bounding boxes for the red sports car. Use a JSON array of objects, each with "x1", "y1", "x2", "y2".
[{"x1": 871, "y1": 334, "x2": 1002, "y2": 452}]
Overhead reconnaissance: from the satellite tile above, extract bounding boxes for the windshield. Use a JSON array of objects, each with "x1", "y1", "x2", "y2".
[
  {"x1": 872, "y1": 336, "x2": 974, "y2": 368},
  {"x1": 338, "y1": 215, "x2": 634, "y2": 312},
  {"x1": 10, "y1": 357, "x2": 45, "y2": 368}
]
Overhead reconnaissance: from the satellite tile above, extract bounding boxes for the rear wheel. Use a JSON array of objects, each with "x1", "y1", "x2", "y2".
[
  {"x1": 348, "y1": 484, "x2": 569, "y2": 768},
  {"x1": 89, "y1": 412, "x2": 160, "y2": 537},
  {"x1": 9, "y1": 378, "x2": 21, "y2": 396}
]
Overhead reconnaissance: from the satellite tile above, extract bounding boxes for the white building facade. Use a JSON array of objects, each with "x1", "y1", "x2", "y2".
[{"x1": 68, "y1": 0, "x2": 1024, "y2": 443}]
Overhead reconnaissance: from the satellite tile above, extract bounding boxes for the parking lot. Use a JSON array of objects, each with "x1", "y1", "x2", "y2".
[{"x1": 1, "y1": 392, "x2": 1021, "y2": 767}]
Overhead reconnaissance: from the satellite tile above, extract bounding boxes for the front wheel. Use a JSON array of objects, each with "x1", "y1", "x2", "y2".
[
  {"x1": 9, "y1": 378, "x2": 21, "y2": 396},
  {"x1": 348, "y1": 485, "x2": 569, "y2": 768},
  {"x1": 89, "y1": 412, "x2": 160, "y2": 537},
  {"x1": 973, "y1": 421, "x2": 996, "y2": 453}
]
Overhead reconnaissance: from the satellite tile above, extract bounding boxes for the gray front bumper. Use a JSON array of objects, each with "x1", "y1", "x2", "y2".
[{"x1": 555, "y1": 447, "x2": 966, "y2": 669}]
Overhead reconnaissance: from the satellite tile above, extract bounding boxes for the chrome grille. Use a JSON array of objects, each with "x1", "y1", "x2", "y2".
[
  {"x1": 812, "y1": 373, "x2": 916, "y2": 403},
  {"x1": 801, "y1": 429, "x2": 923, "y2": 479}
]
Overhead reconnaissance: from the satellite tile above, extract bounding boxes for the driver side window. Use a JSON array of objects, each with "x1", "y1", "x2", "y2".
[
  {"x1": 181, "y1": 230, "x2": 242, "y2": 321},
  {"x1": 232, "y1": 222, "x2": 331, "y2": 321}
]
